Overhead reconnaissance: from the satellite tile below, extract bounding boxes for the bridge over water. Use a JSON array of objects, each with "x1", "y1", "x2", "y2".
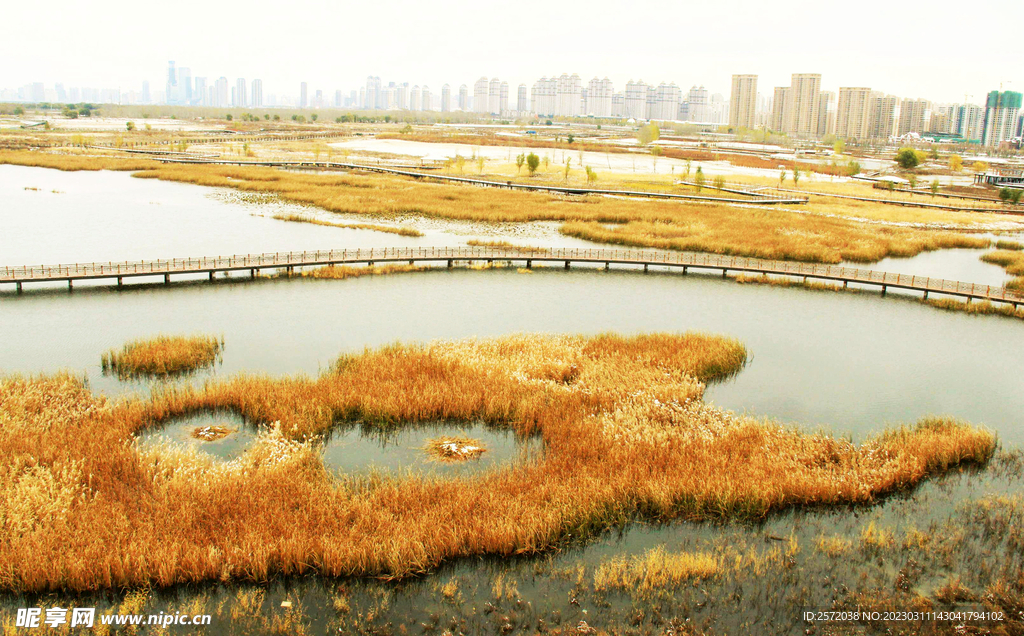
[{"x1": 2, "y1": 247, "x2": 1021, "y2": 307}]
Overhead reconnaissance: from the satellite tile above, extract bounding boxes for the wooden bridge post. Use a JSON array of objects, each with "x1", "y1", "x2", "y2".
[
  {"x1": 15, "y1": 282, "x2": 22, "y2": 293},
  {"x1": 843, "y1": 281, "x2": 848, "y2": 289},
  {"x1": 526, "y1": 259, "x2": 532, "y2": 269},
  {"x1": 250, "y1": 269, "x2": 256, "y2": 278},
  {"x1": 164, "y1": 274, "x2": 170, "y2": 285},
  {"x1": 881, "y1": 285, "x2": 887, "y2": 296},
  {"x1": 722, "y1": 268, "x2": 728, "y2": 278},
  {"x1": 923, "y1": 291, "x2": 928, "y2": 300},
  {"x1": 117, "y1": 277, "x2": 123, "y2": 286},
  {"x1": 209, "y1": 272, "x2": 214, "y2": 281},
  {"x1": 564, "y1": 260, "x2": 571, "y2": 270},
  {"x1": 67, "y1": 279, "x2": 73, "y2": 290},
  {"x1": 604, "y1": 262, "x2": 609, "y2": 271},
  {"x1": 644, "y1": 264, "x2": 648, "y2": 273},
  {"x1": 682, "y1": 266, "x2": 688, "y2": 275},
  {"x1": 447, "y1": 259, "x2": 453, "y2": 268}
]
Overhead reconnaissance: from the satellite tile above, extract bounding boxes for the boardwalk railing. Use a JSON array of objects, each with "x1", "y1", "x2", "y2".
[{"x1": 2, "y1": 247, "x2": 1022, "y2": 306}]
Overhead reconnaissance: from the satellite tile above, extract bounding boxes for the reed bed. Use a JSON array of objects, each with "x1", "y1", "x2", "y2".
[
  {"x1": 271, "y1": 213, "x2": 423, "y2": 237},
  {"x1": 995, "y1": 240, "x2": 1023, "y2": 251},
  {"x1": 980, "y1": 249, "x2": 1024, "y2": 291},
  {"x1": 423, "y1": 436, "x2": 486, "y2": 462},
  {"x1": 1, "y1": 151, "x2": 999, "y2": 264},
  {"x1": 0, "y1": 150, "x2": 158, "y2": 171},
  {"x1": 296, "y1": 263, "x2": 428, "y2": 280},
  {"x1": 593, "y1": 546, "x2": 720, "y2": 592},
  {"x1": 100, "y1": 334, "x2": 223, "y2": 377},
  {"x1": 465, "y1": 239, "x2": 547, "y2": 252},
  {"x1": 0, "y1": 333, "x2": 994, "y2": 593}
]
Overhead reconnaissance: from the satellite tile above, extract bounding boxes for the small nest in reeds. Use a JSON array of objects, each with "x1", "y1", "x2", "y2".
[
  {"x1": 101, "y1": 334, "x2": 223, "y2": 378},
  {"x1": 190, "y1": 425, "x2": 234, "y2": 442},
  {"x1": 423, "y1": 436, "x2": 487, "y2": 462}
]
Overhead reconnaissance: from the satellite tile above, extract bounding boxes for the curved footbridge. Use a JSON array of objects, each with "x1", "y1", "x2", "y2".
[{"x1": 2, "y1": 247, "x2": 1021, "y2": 307}]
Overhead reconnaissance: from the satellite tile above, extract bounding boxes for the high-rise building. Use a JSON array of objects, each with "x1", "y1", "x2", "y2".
[
  {"x1": 499, "y1": 81, "x2": 509, "y2": 114},
  {"x1": 166, "y1": 61, "x2": 178, "y2": 105},
  {"x1": 410, "y1": 85, "x2": 421, "y2": 111},
  {"x1": 729, "y1": 74, "x2": 758, "y2": 129},
  {"x1": 651, "y1": 83, "x2": 681, "y2": 121},
  {"x1": 816, "y1": 91, "x2": 835, "y2": 137},
  {"x1": 897, "y1": 99, "x2": 931, "y2": 136},
  {"x1": 231, "y1": 86, "x2": 237, "y2": 108},
  {"x1": 835, "y1": 87, "x2": 874, "y2": 140},
  {"x1": 300, "y1": 82, "x2": 309, "y2": 109},
  {"x1": 192, "y1": 77, "x2": 206, "y2": 106},
  {"x1": 867, "y1": 95, "x2": 900, "y2": 139},
  {"x1": 441, "y1": 84, "x2": 451, "y2": 112},
  {"x1": 334, "y1": 90, "x2": 343, "y2": 108},
  {"x1": 949, "y1": 103, "x2": 985, "y2": 141},
  {"x1": 457, "y1": 84, "x2": 468, "y2": 111},
  {"x1": 214, "y1": 77, "x2": 229, "y2": 108},
  {"x1": 784, "y1": 73, "x2": 821, "y2": 137},
  {"x1": 585, "y1": 77, "x2": 613, "y2": 117},
  {"x1": 234, "y1": 78, "x2": 246, "y2": 108},
  {"x1": 422, "y1": 86, "x2": 432, "y2": 111},
  {"x1": 517, "y1": 84, "x2": 528, "y2": 113},
  {"x1": 141, "y1": 81, "x2": 150, "y2": 104},
  {"x1": 363, "y1": 77, "x2": 380, "y2": 109},
  {"x1": 683, "y1": 85, "x2": 709, "y2": 122},
  {"x1": 251, "y1": 79, "x2": 263, "y2": 108},
  {"x1": 770, "y1": 86, "x2": 789, "y2": 131},
  {"x1": 982, "y1": 90, "x2": 1022, "y2": 146},
  {"x1": 623, "y1": 80, "x2": 648, "y2": 120},
  {"x1": 395, "y1": 83, "x2": 409, "y2": 110},
  {"x1": 531, "y1": 77, "x2": 557, "y2": 116},
  {"x1": 473, "y1": 77, "x2": 489, "y2": 113},
  {"x1": 554, "y1": 73, "x2": 582, "y2": 117}
]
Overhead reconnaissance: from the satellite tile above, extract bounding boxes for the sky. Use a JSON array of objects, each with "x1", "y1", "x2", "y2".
[{"x1": 2, "y1": 0, "x2": 1021, "y2": 104}]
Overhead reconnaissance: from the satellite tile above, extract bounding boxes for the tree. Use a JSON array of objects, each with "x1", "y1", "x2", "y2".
[
  {"x1": 477, "y1": 156, "x2": 485, "y2": 174},
  {"x1": 585, "y1": 165, "x2": 597, "y2": 185},
  {"x1": 694, "y1": 166, "x2": 705, "y2": 192},
  {"x1": 972, "y1": 161, "x2": 989, "y2": 173},
  {"x1": 311, "y1": 114, "x2": 318, "y2": 122},
  {"x1": 1000, "y1": 188, "x2": 1013, "y2": 203},
  {"x1": 125, "y1": 121, "x2": 135, "y2": 132},
  {"x1": 930, "y1": 147, "x2": 939, "y2": 160},
  {"x1": 907, "y1": 174, "x2": 917, "y2": 189},
  {"x1": 833, "y1": 140, "x2": 845, "y2": 155},
  {"x1": 848, "y1": 161, "x2": 861, "y2": 176},
  {"x1": 684, "y1": 159, "x2": 692, "y2": 180},
  {"x1": 650, "y1": 145, "x2": 662, "y2": 172},
  {"x1": 1012, "y1": 189, "x2": 1023, "y2": 205},
  {"x1": 273, "y1": 115, "x2": 280, "y2": 121},
  {"x1": 526, "y1": 152, "x2": 540, "y2": 175},
  {"x1": 949, "y1": 155, "x2": 963, "y2": 172},
  {"x1": 792, "y1": 167, "x2": 801, "y2": 187},
  {"x1": 13, "y1": 106, "x2": 24, "y2": 115},
  {"x1": 930, "y1": 180, "x2": 940, "y2": 196},
  {"x1": 567, "y1": 134, "x2": 574, "y2": 144},
  {"x1": 778, "y1": 169, "x2": 787, "y2": 189},
  {"x1": 637, "y1": 123, "x2": 660, "y2": 146},
  {"x1": 895, "y1": 147, "x2": 920, "y2": 169},
  {"x1": 713, "y1": 175, "x2": 725, "y2": 190},
  {"x1": 515, "y1": 153, "x2": 525, "y2": 174},
  {"x1": 563, "y1": 157, "x2": 572, "y2": 182},
  {"x1": 225, "y1": 114, "x2": 233, "y2": 121},
  {"x1": 454, "y1": 155, "x2": 466, "y2": 174}
]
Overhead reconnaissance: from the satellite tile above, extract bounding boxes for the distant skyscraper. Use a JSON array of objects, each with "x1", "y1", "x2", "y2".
[
  {"x1": 458, "y1": 84, "x2": 468, "y2": 111},
  {"x1": 867, "y1": 95, "x2": 900, "y2": 139},
  {"x1": 441, "y1": 84, "x2": 451, "y2": 112},
  {"x1": 214, "y1": 77, "x2": 229, "y2": 108},
  {"x1": 334, "y1": 90, "x2": 342, "y2": 108},
  {"x1": 300, "y1": 82, "x2": 309, "y2": 109},
  {"x1": 816, "y1": 91, "x2": 835, "y2": 137},
  {"x1": 898, "y1": 99, "x2": 931, "y2": 136},
  {"x1": 729, "y1": 74, "x2": 758, "y2": 129},
  {"x1": 982, "y1": 90, "x2": 1022, "y2": 146},
  {"x1": 488, "y1": 78, "x2": 501, "y2": 114},
  {"x1": 555, "y1": 74, "x2": 582, "y2": 117},
  {"x1": 950, "y1": 103, "x2": 985, "y2": 141},
  {"x1": 770, "y1": 86, "x2": 790, "y2": 131},
  {"x1": 192, "y1": 78, "x2": 206, "y2": 106},
  {"x1": 586, "y1": 77, "x2": 613, "y2": 117},
  {"x1": 685, "y1": 85, "x2": 708, "y2": 122},
  {"x1": 314, "y1": 90, "x2": 323, "y2": 109},
  {"x1": 517, "y1": 84, "x2": 528, "y2": 113},
  {"x1": 141, "y1": 80, "x2": 150, "y2": 104},
  {"x1": 364, "y1": 76, "x2": 380, "y2": 109},
  {"x1": 235, "y1": 78, "x2": 246, "y2": 108},
  {"x1": 531, "y1": 77, "x2": 557, "y2": 116},
  {"x1": 623, "y1": 80, "x2": 647, "y2": 120},
  {"x1": 410, "y1": 85, "x2": 421, "y2": 111},
  {"x1": 251, "y1": 79, "x2": 263, "y2": 108},
  {"x1": 652, "y1": 83, "x2": 681, "y2": 121},
  {"x1": 422, "y1": 86, "x2": 432, "y2": 111},
  {"x1": 784, "y1": 73, "x2": 821, "y2": 137},
  {"x1": 473, "y1": 77, "x2": 489, "y2": 113},
  {"x1": 835, "y1": 87, "x2": 874, "y2": 140},
  {"x1": 166, "y1": 61, "x2": 177, "y2": 105},
  {"x1": 54, "y1": 83, "x2": 67, "y2": 103}
]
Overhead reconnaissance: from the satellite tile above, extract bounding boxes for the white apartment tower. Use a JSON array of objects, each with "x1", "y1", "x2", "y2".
[
  {"x1": 586, "y1": 77, "x2": 614, "y2": 117},
  {"x1": 458, "y1": 84, "x2": 468, "y2": 111},
  {"x1": 441, "y1": 84, "x2": 451, "y2": 112},
  {"x1": 555, "y1": 73, "x2": 582, "y2": 117},
  {"x1": 250, "y1": 79, "x2": 262, "y2": 108},
  {"x1": 770, "y1": 86, "x2": 789, "y2": 131},
  {"x1": 685, "y1": 85, "x2": 709, "y2": 122},
  {"x1": 652, "y1": 83, "x2": 681, "y2": 121},
  {"x1": 623, "y1": 80, "x2": 648, "y2": 120},
  {"x1": 473, "y1": 77, "x2": 489, "y2": 113},
  {"x1": 867, "y1": 95, "x2": 900, "y2": 139},
  {"x1": 898, "y1": 99, "x2": 932, "y2": 136},
  {"x1": 816, "y1": 91, "x2": 835, "y2": 137},
  {"x1": 517, "y1": 84, "x2": 528, "y2": 113},
  {"x1": 729, "y1": 74, "x2": 758, "y2": 129},
  {"x1": 531, "y1": 77, "x2": 557, "y2": 116}
]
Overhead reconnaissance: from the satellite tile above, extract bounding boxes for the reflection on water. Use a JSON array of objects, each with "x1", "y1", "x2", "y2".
[
  {"x1": 320, "y1": 420, "x2": 543, "y2": 477},
  {"x1": 137, "y1": 411, "x2": 256, "y2": 461}
]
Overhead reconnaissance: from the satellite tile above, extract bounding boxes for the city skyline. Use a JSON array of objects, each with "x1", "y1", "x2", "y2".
[{"x1": 1, "y1": 0, "x2": 1021, "y2": 105}]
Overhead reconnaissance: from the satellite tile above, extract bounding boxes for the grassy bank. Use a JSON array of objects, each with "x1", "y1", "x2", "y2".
[
  {"x1": 271, "y1": 213, "x2": 423, "y2": 237},
  {"x1": 0, "y1": 333, "x2": 994, "y2": 592},
  {"x1": 101, "y1": 334, "x2": 223, "y2": 377},
  {"x1": 980, "y1": 249, "x2": 1024, "y2": 291}
]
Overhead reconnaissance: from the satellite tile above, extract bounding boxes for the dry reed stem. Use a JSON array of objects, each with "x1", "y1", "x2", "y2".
[
  {"x1": 0, "y1": 333, "x2": 994, "y2": 593},
  {"x1": 101, "y1": 334, "x2": 223, "y2": 378},
  {"x1": 295, "y1": 264, "x2": 429, "y2": 280}
]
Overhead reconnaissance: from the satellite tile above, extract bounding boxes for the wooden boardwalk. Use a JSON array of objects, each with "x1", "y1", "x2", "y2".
[{"x1": 2, "y1": 247, "x2": 1021, "y2": 306}]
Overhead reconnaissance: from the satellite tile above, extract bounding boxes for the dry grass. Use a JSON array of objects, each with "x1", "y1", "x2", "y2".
[
  {"x1": 465, "y1": 239, "x2": 547, "y2": 252},
  {"x1": 191, "y1": 425, "x2": 233, "y2": 442},
  {"x1": 593, "y1": 546, "x2": 720, "y2": 591},
  {"x1": 0, "y1": 333, "x2": 995, "y2": 592},
  {"x1": 980, "y1": 249, "x2": 1024, "y2": 291},
  {"x1": 422, "y1": 436, "x2": 486, "y2": 462},
  {"x1": 994, "y1": 240, "x2": 1023, "y2": 251},
  {"x1": 1, "y1": 151, "x2": 999, "y2": 264},
  {"x1": 271, "y1": 213, "x2": 423, "y2": 237},
  {"x1": 295, "y1": 263, "x2": 429, "y2": 280},
  {"x1": 0, "y1": 150, "x2": 158, "y2": 171},
  {"x1": 926, "y1": 298, "x2": 1024, "y2": 319},
  {"x1": 100, "y1": 334, "x2": 223, "y2": 378}
]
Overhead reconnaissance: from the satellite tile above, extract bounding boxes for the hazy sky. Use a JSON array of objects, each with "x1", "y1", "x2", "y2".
[{"x1": 3, "y1": 0, "x2": 1021, "y2": 104}]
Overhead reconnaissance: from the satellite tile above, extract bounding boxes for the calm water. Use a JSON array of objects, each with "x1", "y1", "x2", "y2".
[{"x1": 3, "y1": 165, "x2": 1024, "y2": 634}]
